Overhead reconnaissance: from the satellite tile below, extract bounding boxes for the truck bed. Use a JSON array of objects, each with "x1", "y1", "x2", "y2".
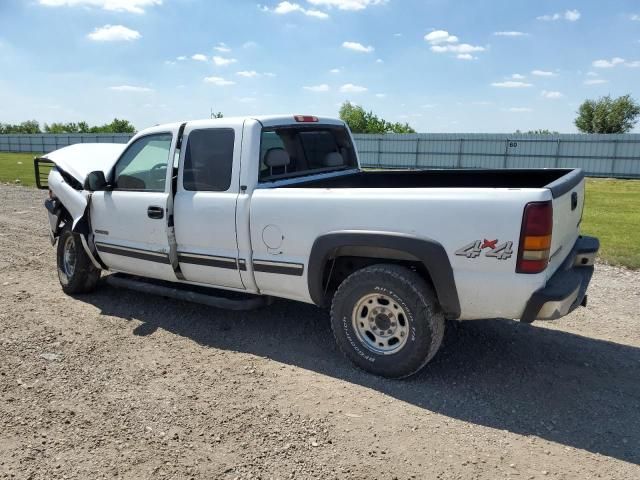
[{"x1": 288, "y1": 168, "x2": 580, "y2": 196}]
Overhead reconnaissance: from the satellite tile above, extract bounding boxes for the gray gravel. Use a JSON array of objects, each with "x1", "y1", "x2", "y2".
[{"x1": 1, "y1": 184, "x2": 639, "y2": 479}]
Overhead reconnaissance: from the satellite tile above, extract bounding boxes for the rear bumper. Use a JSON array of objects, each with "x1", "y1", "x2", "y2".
[{"x1": 520, "y1": 235, "x2": 599, "y2": 323}]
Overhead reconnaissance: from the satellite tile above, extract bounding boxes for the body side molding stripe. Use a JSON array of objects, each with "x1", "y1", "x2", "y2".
[
  {"x1": 252, "y1": 259, "x2": 304, "y2": 276},
  {"x1": 95, "y1": 242, "x2": 171, "y2": 264}
]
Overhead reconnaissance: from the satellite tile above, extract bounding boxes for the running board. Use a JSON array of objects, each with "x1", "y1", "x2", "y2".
[{"x1": 104, "y1": 273, "x2": 271, "y2": 311}]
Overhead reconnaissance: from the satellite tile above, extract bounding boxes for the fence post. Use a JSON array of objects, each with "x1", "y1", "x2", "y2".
[
  {"x1": 414, "y1": 137, "x2": 420, "y2": 168},
  {"x1": 554, "y1": 139, "x2": 561, "y2": 168},
  {"x1": 611, "y1": 138, "x2": 619, "y2": 176},
  {"x1": 457, "y1": 138, "x2": 464, "y2": 168},
  {"x1": 503, "y1": 139, "x2": 509, "y2": 169},
  {"x1": 41, "y1": 135, "x2": 45, "y2": 153},
  {"x1": 377, "y1": 137, "x2": 382, "y2": 167}
]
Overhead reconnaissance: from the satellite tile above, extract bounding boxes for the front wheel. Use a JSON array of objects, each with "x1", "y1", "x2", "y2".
[
  {"x1": 56, "y1": 227, "x2": 101, "y2": 294},
  {"x1": 330, "y1": 264, "x2": 445, "y2": 379}
]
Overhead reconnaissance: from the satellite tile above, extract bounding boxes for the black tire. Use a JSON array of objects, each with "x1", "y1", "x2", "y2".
[
  {"x1": 56, "y1": 227, "x2": 101, "y2": 294},
  {"x1": 330, "y1": 264, "x2": 445, "y2": 379}
]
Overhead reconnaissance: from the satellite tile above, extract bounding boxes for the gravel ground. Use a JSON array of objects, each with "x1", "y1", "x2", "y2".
[{"x1": 0, "y1": 184, "x2": 639, "y2": 480}]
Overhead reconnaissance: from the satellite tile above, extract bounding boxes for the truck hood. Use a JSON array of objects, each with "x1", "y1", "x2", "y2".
[{"x1": 41, "y1": 143, "x2": 126, "y2": 183}]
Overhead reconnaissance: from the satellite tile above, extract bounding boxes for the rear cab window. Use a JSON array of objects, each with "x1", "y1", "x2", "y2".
[
  {"x1": 259, "y1": 125, "x2": 357, "y2": 182},
  {"x1": 183, "y1": 128, "x2": 235, "y2": 191}
]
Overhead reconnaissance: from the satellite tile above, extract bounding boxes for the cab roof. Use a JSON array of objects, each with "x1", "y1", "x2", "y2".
[{"x1": 137, "y1": 115, "x2": 345, "y2": 136}]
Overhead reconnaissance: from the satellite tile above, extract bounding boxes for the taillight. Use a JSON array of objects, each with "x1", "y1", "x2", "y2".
[
  {"x1": 294, "y1": 115, "x2": 319, "y2": 123},
  {"x1": 516, "y1": 201, "x2": 552, "y2": 274}
]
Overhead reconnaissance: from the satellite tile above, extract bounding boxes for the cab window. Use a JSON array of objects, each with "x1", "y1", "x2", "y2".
[
  {"x1": 259, "y1": 126, "x2": 357, "y2": 182},
  {"x1": 114, "y1": 133, "x2": 172, "y2": 191}
]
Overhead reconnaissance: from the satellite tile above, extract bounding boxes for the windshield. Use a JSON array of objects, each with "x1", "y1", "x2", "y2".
[{"x1": 259, "y1": 125, "x2": 358, "y2": 182}]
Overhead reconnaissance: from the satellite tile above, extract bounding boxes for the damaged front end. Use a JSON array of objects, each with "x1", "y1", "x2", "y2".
[{"x1": 34, "y1": 143, "x2": 127, "y2": 266}]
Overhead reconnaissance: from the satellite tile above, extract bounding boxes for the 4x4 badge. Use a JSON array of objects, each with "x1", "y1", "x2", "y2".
[{"x1": 455, "y1": 239, "x2": 514, "y2": 260}]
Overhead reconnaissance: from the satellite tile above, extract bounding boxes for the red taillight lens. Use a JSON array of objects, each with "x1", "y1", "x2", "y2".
[
  {"x1": 517, "y1": 201, "x2": 553, "y2": 274},
  {"x1": 294, "y1": 115, "x2": 319, "y2": 123}
]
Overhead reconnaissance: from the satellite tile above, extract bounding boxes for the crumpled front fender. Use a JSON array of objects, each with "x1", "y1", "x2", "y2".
[{"x1": 48, "y1": 169, "x2": 89, "y2": 232}]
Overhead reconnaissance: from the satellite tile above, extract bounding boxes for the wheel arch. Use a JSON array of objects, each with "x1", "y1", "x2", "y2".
[{"x1": 308, "y1": 231, "x2": 461, "y2": 319}]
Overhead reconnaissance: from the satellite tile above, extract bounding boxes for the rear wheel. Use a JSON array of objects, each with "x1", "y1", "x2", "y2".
[
  {"x1": 330, "y1": 264, "x2": 445, "y2": 379},
  {"x1": 56, "y1": 227, "x2": 101, "y2": 294}
]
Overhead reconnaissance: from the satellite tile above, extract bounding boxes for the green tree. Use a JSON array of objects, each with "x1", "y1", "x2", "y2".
[
  {"x1": 0, "y1": 120, "x2": 41, "y2": 134},
  {"x1": 339, "y1": 102, "x2": 416, "y2": 134},
  {"x1": 514, "y1": 129, "x2": 559, "y2": 135},
  {"x1": 575, "y1": 94, "x2": 640, "y2": 133}
]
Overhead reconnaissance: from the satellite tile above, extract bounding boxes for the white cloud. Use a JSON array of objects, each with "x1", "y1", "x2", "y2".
[
  {"x1": 424, "y1": 30, "x2": 459, "y2": 44},
  {"x1": 306, "y1": 0, "x2": 387, "y2": 11},
  {"x1": 508, "y1": 107, "x2": 533, "y2": 112},
  {"x1": 393, "y1": 33, "x2": 402, "y2": 37},
  {"x1": 237, "y1": 70, "x2": 259, "y2": 78},
  {"x1": 375, "y1": 93, "x2": 387, "y2": 98},
  {"x1": 493, "y1": 31, "x2": 528, "y2": 37},
  {"x1": 237, "y1": 97, "x2": 256, "y2": 103},
  {"x1": 263, "y1": 72, "x2": 277, "y2": 77},
  {"x1": 214, "y1": 42, "x2": 231, "y2": 53},
  {"x1": 176, "y1": 56, "x2": 187, "y2": 61},
  {"x1": 491, "y1": 81, "x2": 533, "y2": 88},
  {"x1": 431, "y1": 43, "x2": 485, "y2": 54},
  {"x1": 625, "y1": 61, "x2": 640, "y2": 68},
  {"x1": 541, "y1": 90, "x2": 563, "y2": 99},
  {"x1": 584, "y1": 79, "x2": 608, "y2": 85},
  {"x1": 203, "y1": 76, "x2": 235, "y2": 86},
  {"x1": 592, "y1": 57, "x2": 625, "y2": 68},
  {"x1": 631, "y1": 14, "x2": 640, "y2": 21},
  {"x1": 511, "y1": 73, "x2": 526, "y2": 79},
  {"x1": 565, "y1": 9, "x2": 581, "y2": 21},
  {"x1": 243, "y1": 41, "x2": 259, "y2": 49},
  {"x1": 537, "y1": 9, "x2": 580, "y2": 22},
  {"x1": 586, "y1": 71, "x2": 598, "y2": 77},
  {"x1": 87, "y1": 24, "x2": 141, "y2": 41},
  {"x1": 340, "y1": 83, "x2": 367, "y2": 93},
  {"x1": 213, "y1": 55, "x2": 237, "y2": 66},
  {"x1": 329, "y1": 68, "x2": 341, "y2": 73},
  {"x1": 531, "y1": 70, "x2": 557, "y2": 77},
  {"x1": 425, "y1": 29, "x2": 484, "y2": 58},
  {"x1": 109, "y1": 85, "x2": 153, "y2": 92},
  {"x1": 304, "y1": 84, "x2": 330, "y2": 92},
  {"x1": 342, "y1": 41, "x2": 374, "y2": 53},
  {"x1": 191, "y1": 53, "x2": 208, "y2": 62},
  {"x1": 376, "y1": 58, "x2": 384, "y2": 63},
  {"x1": 38, "y1": 0, "x2": 161, "y2": 14},
  {"x1": 263, "y1": 1, "x2": 329, "y2": 19}
]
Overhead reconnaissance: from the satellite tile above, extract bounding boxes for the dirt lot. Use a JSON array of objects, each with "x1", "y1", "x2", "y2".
[{"x1": 0, "y1": 184, "x2": 639, "y2": 480}]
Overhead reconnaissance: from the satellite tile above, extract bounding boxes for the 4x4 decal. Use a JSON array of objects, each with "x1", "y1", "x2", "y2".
[{"x1": 455, "y1": 239, "x2": 514, "y2": 260}]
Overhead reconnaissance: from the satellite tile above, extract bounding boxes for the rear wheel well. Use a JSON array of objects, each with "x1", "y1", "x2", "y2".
[{"x1": 321, "y1": 248, "x2": 436, "y2": 305}]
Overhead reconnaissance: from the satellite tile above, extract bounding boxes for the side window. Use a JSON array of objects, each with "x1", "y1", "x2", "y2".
[
  {"x1": 183, "y1": 128, "x2": 235, "y2": 192},
  {"x1": 114, "y1": 133, "x2": 172, "y2": 191}
]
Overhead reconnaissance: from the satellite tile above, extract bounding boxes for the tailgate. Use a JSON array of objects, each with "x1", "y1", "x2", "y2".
[{"x1": 546, "y1": 169, "x2": 585, "y2": 275}]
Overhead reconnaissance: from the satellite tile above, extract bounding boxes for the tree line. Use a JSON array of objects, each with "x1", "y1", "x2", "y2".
[
  {"x1": 0, "y1": 118, "x2": 136, "y2": 134},
  {"x1": 339, "y1": 94, "x2": 639, "y2": 135}
]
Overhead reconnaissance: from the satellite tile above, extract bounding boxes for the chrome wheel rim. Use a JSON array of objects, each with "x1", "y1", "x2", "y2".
[
  {"x1": 351, "y1": 293, "x2": 410, "y2": 355},
  {"x1": 62, "y1": 236, "x2": 77, "y2": 277}
]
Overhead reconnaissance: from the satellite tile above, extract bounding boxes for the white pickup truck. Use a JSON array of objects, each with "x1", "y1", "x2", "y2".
[{"x1": 36, "y1": 115, "x2": 599, "y2": 378}]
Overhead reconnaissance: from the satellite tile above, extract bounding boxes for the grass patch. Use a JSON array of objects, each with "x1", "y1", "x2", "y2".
[
  {"x1": 581, "y1": 178, "x2": 640, "y2": 270},
  {"x1": 0, "y1": 152, "x2": 38, "y2": 186},
  {"x1": 0, "y1": 152, "x2": 638, "y2": 268}
]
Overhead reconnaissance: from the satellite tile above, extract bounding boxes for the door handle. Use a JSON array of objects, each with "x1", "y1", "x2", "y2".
[{"x1": 147, "y1": 206, "x2": 164, "y2": 219}]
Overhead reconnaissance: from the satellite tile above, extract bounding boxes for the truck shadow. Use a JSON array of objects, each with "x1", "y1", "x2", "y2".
[{"x1": 84, "y1": 285, "x2": 640, "y2": 465}]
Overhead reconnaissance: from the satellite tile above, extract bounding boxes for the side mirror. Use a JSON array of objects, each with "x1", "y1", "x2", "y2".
[{"x1": 84, "y1": 171, "x2": 108, "y2": 191}]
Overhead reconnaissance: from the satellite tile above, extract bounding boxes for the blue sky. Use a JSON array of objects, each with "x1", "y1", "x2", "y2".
[{"x1": 0, "y1": 0, "x2": 639, "y2": 133}]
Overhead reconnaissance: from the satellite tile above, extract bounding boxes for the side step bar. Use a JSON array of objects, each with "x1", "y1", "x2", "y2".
[{"x1": 104, "y1": 274, "x2": 271, "y2": 311}]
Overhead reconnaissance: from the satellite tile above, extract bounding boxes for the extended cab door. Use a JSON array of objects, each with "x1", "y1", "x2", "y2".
[
  {"x1": 173, "y1": 122, "x2": 245, "y2": 289},
  {"x1": 91, "y1": 130, "x2": 178, "y2": 281}
]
